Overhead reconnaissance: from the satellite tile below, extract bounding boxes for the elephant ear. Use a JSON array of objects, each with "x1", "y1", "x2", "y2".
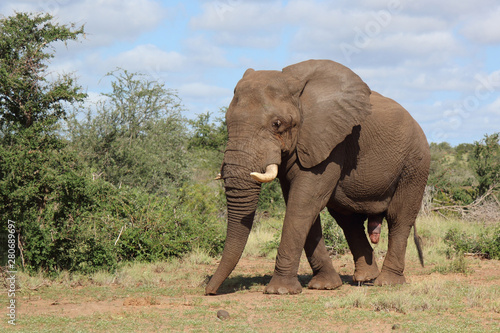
[
  {"x1": 282, "y1": 60, "x2": 372, "y2": 168},
  {"x1": 243, "y1": 68, "x2": 255, "y2": 77}
]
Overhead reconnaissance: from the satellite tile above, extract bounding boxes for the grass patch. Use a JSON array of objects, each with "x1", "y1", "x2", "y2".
[
  {"x1": 182, "y1": 247, "x2": 213, "y2": 265},
  {"x1": 444, "y1": 226, "x2": 500, "y2": 259},
  {"x1": 13, "y1": 254, "x2": 214, "y2": 302},
  {"x1": 243, "y1": 214, "x2": 282, "y2": 258},
  {"x1": 432, "y1": 254, "x2": 473, "y2": 275},
  {"x1": 322, "y1": 277, "x2": 499, "y2": 314},
  {"x1": 4, "y1": 214, "x2": 500, "y2": 332}
]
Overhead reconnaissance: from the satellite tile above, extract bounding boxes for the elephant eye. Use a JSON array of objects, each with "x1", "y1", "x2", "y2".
[{"x1": 272, "y1": 119, "x2": 282, "y2": 130}]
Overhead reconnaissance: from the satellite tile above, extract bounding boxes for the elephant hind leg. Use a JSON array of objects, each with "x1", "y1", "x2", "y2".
[
  {"x1": 305, "y1": 216, "x2": 342, "y2": 290},
  {"x1": 374, "y1": 212, "x2": 413, "y2": 286},
  {"x1": 374, "y1": 173, "x2": 426, "y2": 286},
  {"x1": 330, "y1": 210, "x2": 379, "y2": 282}
]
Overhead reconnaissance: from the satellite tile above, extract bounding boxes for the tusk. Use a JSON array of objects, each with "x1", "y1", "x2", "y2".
[
  {"x1": 250, "y1": 164, "x2": 278, "y2": 183},
  {"x1": 214, "y1": 173, "x2": 222, "y2": 180}
]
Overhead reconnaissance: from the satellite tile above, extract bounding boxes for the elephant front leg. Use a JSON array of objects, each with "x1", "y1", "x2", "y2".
[
  {"x1": 264, "y1": 241, "x2": 303, "y2": 294},
  {"x1": 264, "y1": 201, "x2": 322, "y2": 294},
  {"x1": 304, "y1": 216, "x2": 342, "y2": 290}
]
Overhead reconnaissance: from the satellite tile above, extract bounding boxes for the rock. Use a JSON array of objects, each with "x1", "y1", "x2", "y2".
[
  {"x1": 392, "y1": 324, "x2": 401, "y2": 330},
  {"x1": 217, "y1": 309, "x2": 230, "y2": 320}
]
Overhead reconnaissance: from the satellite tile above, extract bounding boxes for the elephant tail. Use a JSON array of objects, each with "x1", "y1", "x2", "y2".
[{"x1": 413, "y1": 225, "x2": 425, "y2": 267}]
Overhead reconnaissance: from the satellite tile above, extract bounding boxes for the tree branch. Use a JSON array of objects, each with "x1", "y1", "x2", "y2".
[{"x1": 431, "y1": 184, "x2": 498, "y2": 214}]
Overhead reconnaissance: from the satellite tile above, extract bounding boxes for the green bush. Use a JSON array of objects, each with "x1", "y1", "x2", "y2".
[
  {"x1": 0, "y1": 128, "x2": 226, "y2": 274},
  {"x1": 428, "y1": 134, "x2": 499, "y2": 211},
  {"x1": 432, "y1": 255, "x2": 472, "y2": 275},
  {"x1": 0, "y1": 13, "x2": 226, "y2": 275},
  {"x1": 444, "y1": 227, "x2": 500, "y2": 260},
  {"x1": 0, "y1": 140, "x2": 122, "y2": 274},
  {"x1": 261, "y1": 234, "x2": 281, "y2": 257},
  {"x1": 188, "y1": 110, "x2": 227, "y2": 151},
  {"x1": 321, "y1": 212, "x2": 349, "y2": 255},
  {"x1": 256, "y1": 210, "x2": 350, "y2": 257},
  {"x1": 89, "y1": 183, "x2": 226, "y2": 265},
  {"x1": 258, "y1": 180, "x2": 285, "y2": 211}
]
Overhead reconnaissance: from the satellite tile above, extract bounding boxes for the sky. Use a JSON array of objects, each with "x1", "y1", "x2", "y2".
[{"x1": 1, "y1": 0, "x2": 500, "y2": 145}]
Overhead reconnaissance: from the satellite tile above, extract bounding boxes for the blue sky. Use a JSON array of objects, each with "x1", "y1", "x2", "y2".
[{"x1": 1, "y1": 0, "x2": 500, "y2": 145}]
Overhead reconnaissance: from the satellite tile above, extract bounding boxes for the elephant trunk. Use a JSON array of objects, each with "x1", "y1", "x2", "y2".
[{"x1": 205, "y1": 177, "x2": 261, "y2": 295}]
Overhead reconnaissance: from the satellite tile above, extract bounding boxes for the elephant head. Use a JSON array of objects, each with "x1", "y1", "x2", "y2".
[{"x1": 205, "y1": 60, "x2": 372, "y2": 295}]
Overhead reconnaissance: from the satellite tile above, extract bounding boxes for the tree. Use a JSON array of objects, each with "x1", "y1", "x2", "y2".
[
  {"x1": 471, "y1": 133, "x2": 500, "y2": 196},
  {"x1": 0, "y1": 14, "x2": 226, "y2": 272},
  {"x1": 0, "y1": 12, "x2": 89, "y2": 271},
  {"x1": 188, "y1": 110, "x2": 227, "y2": 151},
  {"x1": 429, "y1": 133, "x2": 500, "y2": 218},
  {"x1": 428, "y1": 141, "x2": 477, "y2": 205},
  {"x1": 67, "y1": 69, "x2": 188, "y2": 194},
  {"x1": 0, "y1": 12, "x2": 86, "y2": 129},
  {"x1": 455, "y1": 143, "x2": 474, "y2": 159}
]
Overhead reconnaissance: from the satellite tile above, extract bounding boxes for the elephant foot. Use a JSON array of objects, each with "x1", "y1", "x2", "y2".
[
  {"x1": 308, "y1": 271, "x2": 342, "y2": 290},
  {"x1": 373, "y1": 269, "x2": 406, "y2": 286},
  {"x1": 353, "y1": 259, "x2": 380, "y2": 282},
  {"x1": 264, "y1": 275, "x2": 302, "y2": 295}
]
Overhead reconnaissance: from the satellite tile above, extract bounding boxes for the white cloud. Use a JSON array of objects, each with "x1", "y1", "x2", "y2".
[
  {"x1": 397, "y1": 0, "x2": 498, "y2": 20},
  {"x1": 190, "y1": 0, "x2": 284, "y2": 32},
  {"x1": 107, "y1": 44, "x2": 185, "y2": 73},
  {"x1": 372, "y1": 31, "x2": 461, "y2": 58},
  {"x1": 178, "y1": 82, "x2": 232, "y2": 118},
  {"x1": 214, "y1": 31, "x2": 281, "y2": 49},
  {"x1": 179, "y1": 82, "x2": 230, "y2": 99},
  {"x1": 485, "y1": 97, "x2": 500, "y2": 115},
  {"x1": 1, "y1": 0, "x2": 167, "y2": 47},
  {"x1": 2, "y1": 0, "x2": 499, "y2": 143},
  {"x1": 461, "y1": 6, "x2": 500, "y2": 44},
  {"x1": 190, "y1": 0, "x2": 464, "y2": 70},
  {"x1": 183, "y1": 36, "x2": 232, "y2": 68},
  {"x1": 60, "y1": 0, "x2": 167, "y2": 46}
]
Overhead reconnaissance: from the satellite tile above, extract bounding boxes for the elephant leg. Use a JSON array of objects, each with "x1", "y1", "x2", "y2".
[
  {"x1": 264, "y1": 190, "x2": 326, "y2": 294},
  {"x1": 304, "y1": 216, "x2": 342, "y2": 290},
  {"x1": 374, "y1": 175, "x2": 425, "y2": 286},
  {"x1": 329, "y1": 210, "x2": 380, "y2": 282},
  {"x1": 264, "y1": 213, "x2": 313, "y2": 294},
  {"x1": 374, "y1": 212, "x2": 412, "y2": 285}
]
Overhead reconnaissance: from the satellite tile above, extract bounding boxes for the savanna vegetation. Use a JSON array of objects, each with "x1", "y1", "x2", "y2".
[
  {"x1": 0, "y1": 12, "x2": 499, "y2": 332},
  {"x1": 1, "y1": 12, "x2": 499, "y2": 276}
]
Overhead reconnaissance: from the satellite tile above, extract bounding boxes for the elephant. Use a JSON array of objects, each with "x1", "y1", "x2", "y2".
[{"x1": 205, "y1": 59, "x2": 430, "y2": 295}]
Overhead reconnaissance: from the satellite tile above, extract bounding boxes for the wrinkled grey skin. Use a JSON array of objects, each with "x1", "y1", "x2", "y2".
[{"x1": 205, "y1": 60, "x2": 430, "y2": 295}]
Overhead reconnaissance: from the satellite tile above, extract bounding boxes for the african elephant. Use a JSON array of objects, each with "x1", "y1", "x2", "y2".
[{"x1": 205, "y1": 59, "x2": 430, "y2": 295}]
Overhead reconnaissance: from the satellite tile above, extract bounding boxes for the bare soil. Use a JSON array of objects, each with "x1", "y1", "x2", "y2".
[{"x1": 6, "y1": 256, "x2": 500, "y2": 332}]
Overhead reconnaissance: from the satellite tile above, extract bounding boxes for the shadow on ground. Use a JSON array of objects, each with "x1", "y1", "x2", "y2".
[{"x1": 205, "y1": 273, "x2": 360, "y2": 295}]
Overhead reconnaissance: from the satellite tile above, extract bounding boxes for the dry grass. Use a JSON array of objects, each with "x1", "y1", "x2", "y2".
[{"x1": 4, "y1": 214, "x2": 500, "y2": 332}]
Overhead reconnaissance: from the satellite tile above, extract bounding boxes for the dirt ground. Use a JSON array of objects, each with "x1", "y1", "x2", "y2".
[{"x1": 7, "y1": 256, "x2": 500, "y2": 332}]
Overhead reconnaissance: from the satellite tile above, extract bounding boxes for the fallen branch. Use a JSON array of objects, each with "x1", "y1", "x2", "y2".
[
  {"x1": 492, "y1": 193, "x2": 500, "y2": 207},
  {"x1": 29, "y1": 281, "x2": 48, "y2": 291},
  {"x1": 114, "y1": 225, "x2": 125, "y2": 246},
  {"x1": 431, "y1": 184, "x2": 498, "y2": 216}
]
